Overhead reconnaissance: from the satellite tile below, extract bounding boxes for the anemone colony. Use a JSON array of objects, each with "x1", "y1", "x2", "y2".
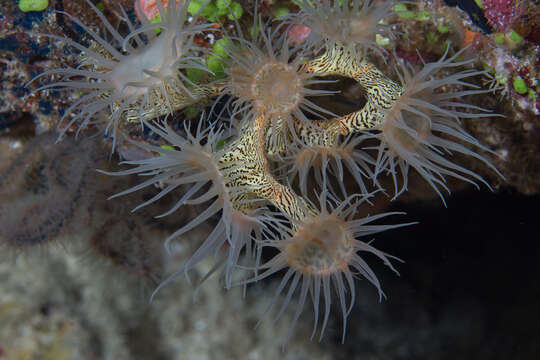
[{"x1": 33, "y1": 0, "x2": 502, "y2": 344}]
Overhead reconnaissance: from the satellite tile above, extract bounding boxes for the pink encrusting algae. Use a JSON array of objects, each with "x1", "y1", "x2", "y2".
[
  {"x1": 135, "y1": 0, "x2": 180, "y2": 22},
  {"x1": 482, "y1": 0, "x2": 527, "y2": 32}
]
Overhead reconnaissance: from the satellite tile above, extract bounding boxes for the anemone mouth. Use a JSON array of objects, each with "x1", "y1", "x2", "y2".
[
  {"x1": 251, "y1": 62, "x2": 304, "y2": 117},
  {"x1": 382, "y1": 112, "x2": 432, "y2": 154},
  {"x1": 285, "y1": 215, "x2": 354, "y2": 275}
]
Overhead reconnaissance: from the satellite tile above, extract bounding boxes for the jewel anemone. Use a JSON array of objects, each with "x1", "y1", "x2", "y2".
[
  {"x1": 30, "y1": 0, "x2": 212, "y2": 150},
  {"x1": 287, "y1": 0, "x2": 398, "y2": 56},
  {"x1": 286, "y1": 134, "x2": 376, "y2": 198},
  {"x1": 372, "y1": 47, "x2": 504, "y2": 204},
  {"x1": 239, "y1": 191, "x2": 414, "y2": 344},
  {"x1": 218, "y1": 18, "x2": 337, "y2": 142},
  {"x1": 100, "y1": 118, "x2": 272, "y2": 295}
]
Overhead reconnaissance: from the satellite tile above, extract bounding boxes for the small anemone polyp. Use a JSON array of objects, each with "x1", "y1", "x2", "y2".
[{"x1": 292, "y1": 0, "x2": 397, "y2": 55}]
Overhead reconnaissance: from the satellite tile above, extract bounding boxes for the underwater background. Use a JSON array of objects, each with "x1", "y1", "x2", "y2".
[{"x1": 1, "y1": 0, "x2": 539, "y2": 359}]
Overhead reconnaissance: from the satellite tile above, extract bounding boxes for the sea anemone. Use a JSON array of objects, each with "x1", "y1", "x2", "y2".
[
  {"x1": 372, "y1": 47, "x2": 503, "y2": 204},
  {"x1": 100, "y1": 118, "x2": 271, "y2": 294},
  {"x1": 239, "y1": 191, "x2": 413, "y2": 344},
  {"x1": 30, "y1": 0, "x2": 212, "y2": 150},
  {"x1": 288, "y1": 0, "x2": 398, "y2": 56},
  {"x1": 286, "y1": 134, "x2": 376, "y2": 198},
  {"x1": 218, "y1": 18, "x2": 337, "y2": 142}
]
